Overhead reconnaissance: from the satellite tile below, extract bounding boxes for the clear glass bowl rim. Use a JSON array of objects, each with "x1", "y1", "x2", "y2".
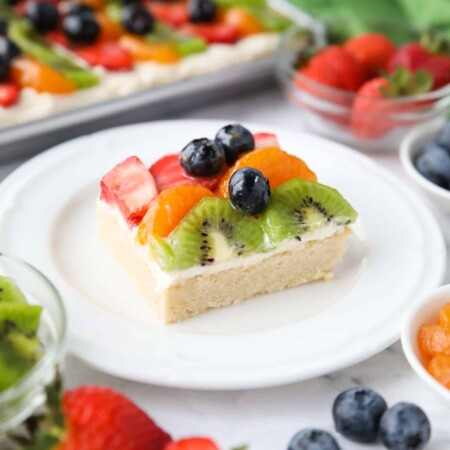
[
  {"x1": 278, "y1": 24, "x2": 450, "y2": 104},
  {"x1": 0, "y1": 252, "x2": 67, "y2": 404}
]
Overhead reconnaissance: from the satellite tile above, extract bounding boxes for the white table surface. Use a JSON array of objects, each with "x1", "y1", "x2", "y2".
[{"x1": 1, "y1": 87, "x2": 450, "y2": 450}]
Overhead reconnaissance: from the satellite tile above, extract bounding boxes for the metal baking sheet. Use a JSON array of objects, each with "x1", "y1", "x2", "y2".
[{"x1": 0, "y1": 57, "x2": 275, "y2": 162}]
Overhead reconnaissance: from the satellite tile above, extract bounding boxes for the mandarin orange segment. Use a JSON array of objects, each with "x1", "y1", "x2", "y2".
[
  {"x1": 222, "y1": 7, "x2": 265, "y2": 38},
  {"x1": 97, "y1": 12, "x2": 124, "y2": 40},
  {"x1": 418, "y1": 324, "x2": 450, "y2": 358},
  {"x1": 216, "y1": 147, "x2": 317, "y2": 197},
  {"x1": 439, "y1": 303, "x2": 450, "y2": 328},
  {"x1": 137, "y1": 185, "x2": 214, "y2": 241},
  {"x1": 119, "y1": 35, "x2": 180, "y2": 63},
  {"x1": 10, "y1": 57, "x2": 76, "y2": 94},
  {"x1": 428, "y1": 354, "x2": 450, "y2": 388}
]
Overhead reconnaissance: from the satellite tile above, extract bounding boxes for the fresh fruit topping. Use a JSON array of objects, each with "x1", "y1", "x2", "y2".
[
  {"x1": 287, "y1": 429, "x2": 340, "y2": 450},
  {"x1": 332, "y1": 387, "x2": 387, "y2": 443},
  {"x1": 216, "y1": 147, "x2": 317, "y2": 197},
  {"x1": 150, "y1": 154, "x2": 222, "y2": 191},
  {"x1": 260, "y1": 178, "x2": 357, "y2": 245},
  {"x1": 10, "y1": 56, "x2": 76, "y2": 93},
  {"x1": 97, "y1": 11, "x2": 124, "y2": 40},
  {"x1": 25, "y1": 1, "x2": 59, "y2": 32},
  {"x1": 344, "y1": 32, "x2": 396, "y2": 77},
  {"x1": 76, "y1": 41, "x2": 133, "y2": 70},
  {"x1": 0, "y1": 276, "x2": 42, "y2": 392},
  {"x1": 63, "y1": 11, "x2": 101, "y2": 44},
  {"x1": 59, "y1": 386, "x2": 172, "y2": 450},
  {"x1": 150, "y1": 196, "x2": 265, "y2": 271},
  {"x1": 387, "y1": 43, "x2": 430, "y2": 73},
  {"x1": 418, "y1": 324, "x2": 450, "y2": 358},
  {"x1": 188, "y1": 0, "x2": 216, "y2": 23},
  {"x1": 0, "y1": 35, "x2": 21, "y2": 64},
  {"x1": 222, "y1": 7, "x2": 264, "y2": 38},
  {"x1": 100, "y1": 156, "x2": 158, "y2": 226},
  {"x1": 253, "y1": 132, "x2": 279, "y2": 149},
  {"x1": 229, "y1": 167, "x2": 270, "y2": 215},
  {"x1": 180, "y1": 138, "x2": 226, "y2": 177},
  {"x1": 415, "y1": 140, "x2": 450, "y2": 190},
  {"x1": 215, "y1": 123, "x2": 255, "y2": 165},
  {"x1": 137, "y1": 185, "x2": 215, "y2": 241},
  {"x1": 119, "y1": 34, "x2": 179, "y2": 63},
  {"x1": 67, "y1": 3, "x2": 96, "y2": 16},
  {"x1": 351, "y1": 68, "x2": 433, "y2": 140},
  {"x1": 148, "y1": 3, "x2": 189, "y2": 28},
  {"x1": 300, "y1": 45, "x2": 367, "y2": 92},
  {"x1": 427, "y1": 354, "x2": 450, "y2": 388},
  {"x1": 164, "y1": 437, "x2": 220, "y2": 450},
  {"x1": 181, "y1": 23, "x2": 238, "y2": 44},
  {"x1": 0, "y1": 82, "x2": 20, "y2": 107},
  {"x1": 379, "y1": 403, "x2": 431, "y2": 450},
  {"x1": 122, "y1": 3, "x2": 154, "y2": 35}
]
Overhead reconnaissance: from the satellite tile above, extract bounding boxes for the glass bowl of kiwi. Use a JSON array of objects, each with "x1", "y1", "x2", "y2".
[
  {"x1": 276, "y1": 18, "x2": 450, "y2": 152},
  {"x1": 0, "y1": 253, "x2": 66, "y2": 436}
]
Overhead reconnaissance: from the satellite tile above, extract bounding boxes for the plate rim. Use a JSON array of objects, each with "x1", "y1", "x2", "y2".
[{"x1": 0, "y1": 119, "x2": 446, "y2": 390}]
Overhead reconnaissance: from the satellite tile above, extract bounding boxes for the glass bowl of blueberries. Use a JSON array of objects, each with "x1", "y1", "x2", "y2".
[{"x1": 400, "y1": 119, "x2": 450, "y2": 213}]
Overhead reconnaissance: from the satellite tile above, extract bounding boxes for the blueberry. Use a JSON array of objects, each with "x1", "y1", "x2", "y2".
[
  {"x1": 66, "y1": 3, "x2": 95, "y2": 16},
  {"x1": 229, "y1": 168, "x2": 270, "y2": 215},
  {"x1": 415, "y1": 141, "x2": 450, "y2": 190},
  {"x1": 180, "y1": 138, "x2": 225, "y2": 177},
  {"x1": 436, "y1": 122, "x2": 450, "y2": 151},
  {"x1": 0, "y1": 58, "x2": 9, "y2": 82},
  {"x1": 332, "y1": 387, "x2": 387, "y2": 443},
  {"x1": 215, "y1": 123, "x2": 255, "y2": 165},
  {"x1": 0, "y1": 36, "x2": 21, "y2": 63},
  {"x1": 63, "y1": 13, "x2": 100, "y2": 44},
  {"x1": 288, "y1": 429, "x2": 340, "y2": 450},
  {"x1": 25, "y1": 1, "x2": 59, "y2": 33},
  {"x1": 380, "y1": 402, "x2": 431, "y2": 450},
  {"x1": 0, "y1": 19, "x2": 7, "y2": 36},
  {"x1": 188, "y1": 0, "x2": 216, "y2": 23},
  {"x1": 121, "y1": 3, "x2": 154, "y2": 35}
]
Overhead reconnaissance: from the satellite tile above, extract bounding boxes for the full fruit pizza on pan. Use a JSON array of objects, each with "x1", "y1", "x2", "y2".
[{"x1": 0, "y1": 0, "x2": 291, "y2": 127}]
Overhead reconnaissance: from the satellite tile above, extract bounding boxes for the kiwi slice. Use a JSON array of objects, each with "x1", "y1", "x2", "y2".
[
  {"x1": 0, "y1": 275, "x2": 27, "y2": 304},
  {"x1": 151, "y1": 197, "x2": 266, "y2": 271},
  {"x1": 0, "y1": 303, "x2": 42, "y2": 391},
  {"x1": 261, "y1": 178, "x2": 358, "y2": 245}
]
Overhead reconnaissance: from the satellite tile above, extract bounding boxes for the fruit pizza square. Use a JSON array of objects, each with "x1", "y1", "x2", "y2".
[
  {"x1": 98, "y1": 123, "x2": 358, "y2": 323},
  {"x1": 0, "y1": 0, "x2": 291, "y2": 127}
]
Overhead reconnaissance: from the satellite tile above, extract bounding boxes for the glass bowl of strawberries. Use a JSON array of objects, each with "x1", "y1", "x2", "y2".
[{"x1": 276, "y1": 21, "x2": 450, "y2": 151}]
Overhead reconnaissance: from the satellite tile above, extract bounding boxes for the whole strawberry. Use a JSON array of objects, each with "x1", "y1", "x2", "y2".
[
  {"x1": 387, "y1": 42, "x2": 430, "y2": 73},
  {"x1": 351, "y1": 67, "x2": 433, "y2": 140},
  {"x1": 56, "y1": 386, "x2": 172, "y2": 450},
  {"x1": 299, "y1": 45, "x2": 367, "y2": 92},
  {"x1": 8, "y1": 379, "x2": 172, "y2": 450},
  {"x1": 344, "y1": 32, "x2": 396, "y2": 77}
]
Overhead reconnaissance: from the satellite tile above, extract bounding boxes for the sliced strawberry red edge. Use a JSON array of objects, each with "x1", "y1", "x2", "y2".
[
  {"x1": 47, "y1": 31, "x2": 133, "y2": 71},
  {"x1": 180, "y1": 23, "x2": 239, "y2": 44},
  {"x1": 101, "y1": 132, "x2": 279, "y2": 226},
  {"x1": 100, "y1": 156, "x2": 158, "y2": 227},
  {"x1": 0, "y1": 83, "x2": 21, "y2": 108}
]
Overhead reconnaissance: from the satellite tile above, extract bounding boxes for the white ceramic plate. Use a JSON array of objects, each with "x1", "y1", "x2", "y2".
[{"x1": 0, "y1": 120, "x2": 446, "y2": 390}]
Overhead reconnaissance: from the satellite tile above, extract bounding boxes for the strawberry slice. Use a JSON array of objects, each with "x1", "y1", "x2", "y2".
[
  {"x1": 147, "y1": 2, "x2": 189, "y2": 27},
  {"x1": 180, "y1": 23, "x2": 238, "y2": 44},
  {"x1": 150, "y1": 154, "x2": 222, "y2": 191},
  {"x1": 101, "y1": 156, "x2": 158, "y2": 227},
  {"x1": 47, "y1": 31, "x2": 133, "y2": 71},
  {"x1": 0, "y1": 83, "x2": 20, "y2": 107},
  {"x1": 253, "y1": 132, "x2": 279, "y2": 149}
]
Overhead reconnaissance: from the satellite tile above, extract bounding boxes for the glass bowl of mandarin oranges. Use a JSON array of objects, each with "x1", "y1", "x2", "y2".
[{"x1": 276, "y1": 19, "x2": 450, "y2": 152}]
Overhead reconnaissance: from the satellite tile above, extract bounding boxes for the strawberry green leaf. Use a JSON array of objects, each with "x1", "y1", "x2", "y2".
[{"x1": 379, "y1": 67, "x2": 433, "y2": 97}]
